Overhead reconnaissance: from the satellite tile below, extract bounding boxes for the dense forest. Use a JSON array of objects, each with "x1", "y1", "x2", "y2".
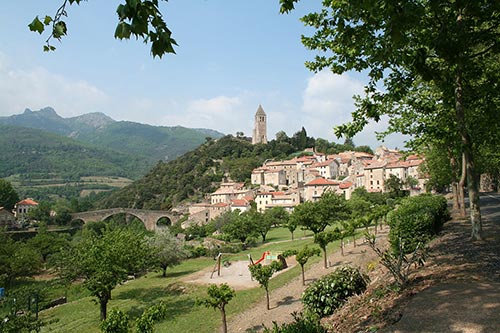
[{"x1": 101, "y1": 129, "x2": 373, "y2": 210}]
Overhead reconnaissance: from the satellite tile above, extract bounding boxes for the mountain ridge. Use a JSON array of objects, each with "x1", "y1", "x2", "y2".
[{"x1": 0, "y1": 107, "x2": 225, "y2": 164}]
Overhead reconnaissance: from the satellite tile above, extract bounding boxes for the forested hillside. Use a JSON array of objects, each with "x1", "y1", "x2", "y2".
[
  {"x1": 0, "y1": 125, "x2": 149, "y2": 179},
  {"x1": 101, "y1": 131, "x2": 373, "y2": 210}
]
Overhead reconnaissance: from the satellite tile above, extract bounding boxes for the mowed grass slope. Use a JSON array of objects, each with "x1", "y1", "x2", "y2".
[{"x1": 40, "y1": 227, "x2": 339, "y2": 333}]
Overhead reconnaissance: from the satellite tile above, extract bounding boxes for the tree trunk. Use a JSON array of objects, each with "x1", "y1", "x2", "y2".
[
  {"x1": 458, "y1": 153, "x2": 467, "y2": 217},
  {"x1": 220, "y1": 306, "x2": 227, "y2": 333},
  {"x1": 449, "y1": 152, "x2": 460, "y2": 210},
  {"x1": 301, "y1": 265, "x2": 305, "y2": 286},
  {"x1": 455, "y1": 64, "x2": 482, "y2": 240},
  {"x1": 162, "y1": 266, "x2": 167, "y2": 277},
  {"x1": 322, "y1": 247, "x2": 328, "y2": 269},
  {"x1": 265, "y1": 288, "x2": 270, "y2": 310},
  {"x1": 99, "y1": 291, "x2": 111, "y2": 321},
  {"x1": 340, "y1": 239, "x2": 344, "y2": 256}
]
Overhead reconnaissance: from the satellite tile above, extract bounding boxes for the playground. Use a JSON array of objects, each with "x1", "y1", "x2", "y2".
[{"x1": 183, "y1": 252, "x2": 297, "y2": 290}]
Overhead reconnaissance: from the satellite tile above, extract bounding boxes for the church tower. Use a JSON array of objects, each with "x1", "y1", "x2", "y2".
[{"x1": 252, "y1": 105, "x2": 268, "y2": 144}]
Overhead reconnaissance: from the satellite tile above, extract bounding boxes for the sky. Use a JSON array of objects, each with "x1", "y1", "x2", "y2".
[{"x1": 0, "y1": 1, "x2": 408, "y2": 149}]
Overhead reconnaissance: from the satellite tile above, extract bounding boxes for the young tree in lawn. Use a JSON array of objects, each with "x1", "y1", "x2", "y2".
[
  {"x1": 295, "y1": 245, "x2": 321, "y2": 286},
  {"x1": 249, "y1": 261, "x2": 283, "y2": 310},
  {"x1": 286, "y1": 214, "x2": 298, "y2": 240},
  {"x1": 57, "y1": 227, "x2": 152, "y2": 320},
  {"x1": 196, "y1": 283, "x2": 235, "y2": 333},
  {"x1": 149, "y1": 229, "x2": 188, "y2": 277},
  {"x1": 314, "y1": 229, "x2": 340, "y2": 269}
]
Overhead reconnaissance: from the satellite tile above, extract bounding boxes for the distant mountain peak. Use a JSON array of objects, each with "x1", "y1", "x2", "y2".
[{"x1": 70, "y1": 112, "x2": 115, "y2": 129}]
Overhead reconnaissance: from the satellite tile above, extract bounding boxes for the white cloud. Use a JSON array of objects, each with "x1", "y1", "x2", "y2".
[
  {"x1": 0, "y1": 57, "x2": 109, "y2": 117},
  {"x1": 299, "y1": 71, "x2": 408, "y2": 148},
  {"x1": 160, "y1": 96, "x2": 244, "y2": 134}
]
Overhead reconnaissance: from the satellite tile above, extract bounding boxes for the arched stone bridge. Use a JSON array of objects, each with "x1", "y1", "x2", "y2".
[{"x1": 71, "y1": 208, "x2": 179, "y2": 231}]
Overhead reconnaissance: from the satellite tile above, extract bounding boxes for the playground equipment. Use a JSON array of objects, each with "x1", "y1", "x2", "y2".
[
  {"x1": 210, "y1": 253, "x2": 232, "y2": 279},
  {"x1": 248, "y1": 251, "x2": 288, "y2": 269}
]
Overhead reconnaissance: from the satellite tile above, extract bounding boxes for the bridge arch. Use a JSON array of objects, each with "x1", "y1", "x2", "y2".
[{"x1": 71, "y1": 208, "x2": 179, "y2": 232}]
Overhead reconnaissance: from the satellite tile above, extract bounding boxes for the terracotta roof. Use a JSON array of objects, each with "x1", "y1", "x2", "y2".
[
  {"x1": 305, "y1": 177, "x2": 339, "y2": 186},
  {"x1": 17, "y1": 199, "x2": 38, "y2": 206},
  {"x1": 231, "y1": 199, "x2": 249, "y2": 207},
  {"x1": 339, "y1": 182, "x2": 353, "y2": 189}
]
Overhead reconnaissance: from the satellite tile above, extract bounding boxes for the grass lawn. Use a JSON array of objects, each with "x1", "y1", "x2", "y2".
[{"x1": 39, "y1": 227, "x2": 342, "y2": 332}]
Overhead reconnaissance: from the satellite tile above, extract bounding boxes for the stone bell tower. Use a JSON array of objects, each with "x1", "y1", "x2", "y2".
[{"x1": 252, "y1": 105, "x2": 268, "y2": 144}]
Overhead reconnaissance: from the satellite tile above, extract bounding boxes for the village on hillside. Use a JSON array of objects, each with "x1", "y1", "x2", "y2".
[{"x1": 185, "y1": 106, "x2": 427, "y2": 227}]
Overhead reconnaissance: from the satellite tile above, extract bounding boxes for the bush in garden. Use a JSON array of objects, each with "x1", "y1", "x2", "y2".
[
  {"x1": 302, "y1": 265, "x2": 368, "y2": 317},
  {"x1": 264, "y1": 312, "x2": 327, "y2": 333},
  {"x1": 135, "y1": 302, "x2": 168, "y2": 333},
  {"x1": 100, "y1": 308, "x2": 130, "y2": 333},
  {"x1": 388, "y1": 194, "x2": 449, "y2": 254}
]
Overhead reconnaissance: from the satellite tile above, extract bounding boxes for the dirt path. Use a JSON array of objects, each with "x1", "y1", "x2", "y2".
[
  {"x1": 383, "y1": 197, "x2": 500, "y2": 333},
  {"x1": 226, "y1": 227, "x2": 389, "y2": 332},
  {"x1": 327, "y1": 193, "x2": 500, "y2": 333}
]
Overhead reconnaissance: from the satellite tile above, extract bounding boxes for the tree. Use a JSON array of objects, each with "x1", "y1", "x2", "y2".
[
  {"x1": 291, "y1": 193, "x2": 350, "y2": 268},
  {"x1": 263, "y1": 206, "x2": 289, "y2": 228},
  {"x1": 314, "y1": 229, "x2": 340, "y2": 269},
  {"x1": 57, "y1": 227, "x2": 152, "y2": 320},
  {"x1": 285, "y1": 216, "x2": 298, "y2": 240},
  {"x1": 249, "y1": 261, "x2": 282, "y2": 310},
  {"x1": 196, "y1": 283, "x2": 235, "y2": 333},
  {"x1": 0, "y1": 234, "x2": 41, "y2": 287},
  {"x1": 281, "y1": 0, "x2": 500, "y2": 240},
  {"x1": 294, "y1": 245, "x2": 321, "y2": 286},
  {"x1": 222, "y1": 210, "x2": 257, "y2": 246},
  {"x1": 385, "y1": 174, "x2": 405, "y2": 197},
  {"x1": 28, "y1": 201, "x2": 52, "y2": 224},
  {"x1": 29, "y1": 0, "x2": 176, "y2": 58},
  {"x1": 0, "y1": 179, "x2": 19, "y2": 211},
  {"x1": 149, "y1": 229, "x2": 188, "y2": 277},
  {"x1": 27, "y1": 224, "x2": 71, "y2": 263}
]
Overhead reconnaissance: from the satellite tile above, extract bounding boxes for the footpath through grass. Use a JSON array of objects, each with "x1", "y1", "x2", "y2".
[{"x1": 39, "y1": 227, "x2": 341, "y2": 332}]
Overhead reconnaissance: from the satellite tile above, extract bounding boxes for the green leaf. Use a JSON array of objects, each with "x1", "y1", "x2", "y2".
[
  {"x1": 28, "y1": 16, "x2": 45, "y2": 34},
  {"x1": 52, "y1": 21, "x2": 67, "y2": 39},
  {"x1": 115, "y1": 22, "x2": 131, "y2": 39},
  {"x1": 43, "y1": 15, "x2": 53, "y2": 26}
]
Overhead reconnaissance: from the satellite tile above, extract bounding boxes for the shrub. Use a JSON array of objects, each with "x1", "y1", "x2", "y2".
[
  {"x1": 302, "y1": 265, "x2": 368, "y2": 317},
  {"x1": 100, "y1": 308, "x2": 130, "y2": 333},
  {"x1": 387, "y1": 194, "x2": 449, "y2": 254},
  {"x1": 135, "y1": 302, "x2": 168, "y2": 333},
  {"x1": 264, "y1": 312, "x2": 327, "y2": 333}
]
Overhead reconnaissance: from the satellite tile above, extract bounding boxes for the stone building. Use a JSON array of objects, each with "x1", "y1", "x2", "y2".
[
  {"x1": 252, "y1": 105, "x2": 267, "y2": 144},
  {"x1": 0, "y1": 207, "x2": 16, "y2": 228}
]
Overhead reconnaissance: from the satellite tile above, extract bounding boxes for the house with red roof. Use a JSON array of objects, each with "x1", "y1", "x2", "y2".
[
  {"x1": 15, "y1": 198, "x2": 38, "y2": 218},
  {"x1": 304, "y1": 177, "x2": 340, "y2": 202}
]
